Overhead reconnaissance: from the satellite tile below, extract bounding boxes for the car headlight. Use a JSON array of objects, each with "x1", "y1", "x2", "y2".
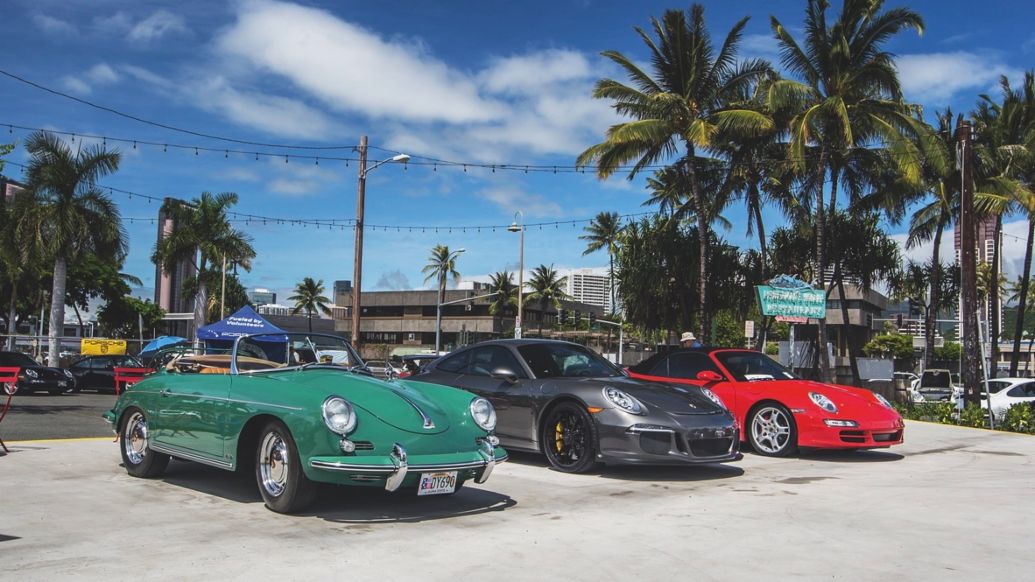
[
  {"x1": 808, "y1": 392, "x2": 838, "y2": 414},
  {"x1": 874, "y1": 392, "x2": 894, "y2": 409},
  {"x1": 24, "y1": 369, "x2": 38, "y2": 379},
  {"x1": 470, "y1": 397, "x2": 497, "y2": 431},
  {"x1": 699, "y1": 387, "x2": 727, "y2": 410},
  {"x1": 322, "y1": 396, "x2": 356, "y2": 435},
  {"x1": 602, "y1": 386, "x2": 643, "y2": 415}
]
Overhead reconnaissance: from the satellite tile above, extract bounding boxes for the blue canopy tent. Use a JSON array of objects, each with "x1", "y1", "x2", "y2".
[
  {"x1": 139, "y1": 336, "x2": 188, "y2": 358},
  {"x1": 197, "y1": 306, "x2": 289, "y2": 361}
]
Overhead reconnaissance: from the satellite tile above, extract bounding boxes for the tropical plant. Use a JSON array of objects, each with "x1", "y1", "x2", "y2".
[
  {"x1": 526, "y1": 265, "x2": 570, "y2": 335},
  {"x1": 97, "y1": 296, "x2": 165, "y2": 339},
  {"x1": 769, "y1": 0, "x2": 936, "y2": 381},
  {"x1": 862, "y1": 332, "x2": 913, "y2": 360},
  {"x1": 486, "y1": 271, "x2": 518, "y2": 334},
  {"x1": 421, "y1": 244, "x2": 463, "y2": 321},
  {"x1": 577, "y1": 4, "x2": 773, "y2": 341},
  {"x1": 0, "y1": 183, "x2": 42, "y2": 347},
  {"x1": 23, "y1": 130, "x2": 126, "y2": 364},
  {"x1": 152, "y1": 192, "x2": 256, "y2": 338},
  {"x1": 289, "y1": 277, "x2": 332, "y2": 333},
  {"x1": 579, "y1": 212, "x2": 623, "y2": 316}
]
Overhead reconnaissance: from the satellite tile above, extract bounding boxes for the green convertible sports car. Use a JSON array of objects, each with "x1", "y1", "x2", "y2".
[{"x1": 104, "y1": 333, "x2": 506, "y2": 513}]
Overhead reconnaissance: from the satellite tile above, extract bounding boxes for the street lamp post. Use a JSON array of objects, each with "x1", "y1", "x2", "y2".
[
  {"x1": 437, "y1": 290, "x2": 498, "y2": 353},
  {"x1": 434, "y1": 248, "x2": 466, "y2": 353},
  {"x1": 508, "y1": 211, "x2": 524, "y2": 338},
  {"x1": 351, "y1": 134, "x2": 409, "y2": 349}
]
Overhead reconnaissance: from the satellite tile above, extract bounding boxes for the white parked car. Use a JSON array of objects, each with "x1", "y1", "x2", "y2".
[{"x1": 981, "y1": 378, "x2": 1035, "y2": 419}]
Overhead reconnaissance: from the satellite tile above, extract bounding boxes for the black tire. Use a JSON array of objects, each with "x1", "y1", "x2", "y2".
[
  {"x1": 254, "y1": 420, "x2": 317, "y2": 513},
  {"x1": 119, "y1": 408, "x2": 170, "y2": 477},
  {"x1": 746, "y1": 403, "x2": 798, "y2": 457},
  {"x1": 540, "y1": 401, "x2": 599, "y2": 473}
]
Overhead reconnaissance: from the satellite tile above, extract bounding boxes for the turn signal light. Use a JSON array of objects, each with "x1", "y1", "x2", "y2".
[{"x1": 587, "y1": 406, "x2": 604, "y2": 414}]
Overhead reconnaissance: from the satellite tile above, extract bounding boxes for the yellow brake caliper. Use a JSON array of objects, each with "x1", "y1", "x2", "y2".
[{"x1": 554, "y1": 421, "x2": 564, "y2": 452}]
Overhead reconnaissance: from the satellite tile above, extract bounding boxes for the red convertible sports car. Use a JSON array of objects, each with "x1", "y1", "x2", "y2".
[{"x1": 627, "y1": 348, "x2": 904, "y2": 456}]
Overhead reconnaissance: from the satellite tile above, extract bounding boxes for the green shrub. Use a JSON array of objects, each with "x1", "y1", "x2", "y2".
[
  {"x1": 957, "y1": 404, "x2": 988, "y2": 428},
  {"x1": 998, "y1": 403, "x2": 1035, "y2": 434},
  {"x1": 764, "y1": 341, "x2": 779, "y2": 356},
  {"x1": 894, "y1": 401, "x2": 956, "y2": 423}
]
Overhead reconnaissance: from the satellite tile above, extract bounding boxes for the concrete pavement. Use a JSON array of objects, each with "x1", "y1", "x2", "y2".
[{"x1": 1, "y1": 421, "x2": 1032, "y2": 581}]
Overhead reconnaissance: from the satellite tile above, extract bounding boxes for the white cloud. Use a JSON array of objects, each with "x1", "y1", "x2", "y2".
[
  {"x1": 479, "y1": 49, "x2": 593, "y2": 95},
  {"x1": 128, "y1": 9, "x2": 188, "y2": 42},
  {"x1": 896, "y1": 51, "x2": 1022, "y2": 104},
  {"x1": 741, "y1": 33, "x2": 781, "y2": 60},
  {"x1": 217, "y1": 0, "x2": 502, "y2": 124},
  {"x1": 61, "y1": 76, "x2": 92, "y2": 95},
  {"x1": 62, "y1": 63, "x2": 122, "y2": 94},
  {"x1": 478, "y1": 186, "x2": 563, "y2": 218},
  {"x1": 32, "y1": 14, "x2": 75, "y2": 36}
]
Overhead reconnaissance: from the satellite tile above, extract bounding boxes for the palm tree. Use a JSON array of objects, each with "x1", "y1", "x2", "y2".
[
  {"x1": 579, "y1": 212, "x2": 623, "y2": 316},
  {"x1": 577, "y1": 4, "x2": 773, "y2": 341},
  {"x1": 23, "y1": 131, "x2": 126, "y2": 364},
  {"x1": 526, "y1": 265, "x2": 570, "y2": 335},
  {"x1": 421, "y1": 243, "x2": 463, "y2": 322},
  {"x1": 289, "y1": 277, "x2": 332, "y2": 333},
  {"x1": 0, "y1": 187, "x2": 41, "y2": 348},
  {"x1": 152, "y1": 192, "x2": 256, "y2": 339},
  {"x1": 769, "y1": 0, "x2": 935, "y2": 382},
  {"x1": 487, "y1": 271, "x2": 518, "y2": 335}
]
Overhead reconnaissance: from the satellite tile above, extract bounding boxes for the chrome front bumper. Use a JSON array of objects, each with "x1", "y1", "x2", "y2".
[{"x1": 309, "y1": 438, "x2": 504, "y2": 492}]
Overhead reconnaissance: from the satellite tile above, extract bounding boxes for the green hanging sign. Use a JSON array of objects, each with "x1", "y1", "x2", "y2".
[{"x1": 756, "y1": 275, "x2": 826, "y2": 319}]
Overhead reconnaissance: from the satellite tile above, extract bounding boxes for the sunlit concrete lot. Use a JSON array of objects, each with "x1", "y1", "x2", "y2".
[{"x1": 2, "y1": 421, "x2": 1030, "y2": 581}]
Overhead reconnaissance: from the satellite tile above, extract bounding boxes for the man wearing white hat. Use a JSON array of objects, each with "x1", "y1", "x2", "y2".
[{"x1": 680, "y1": 331, "x2": 702, "y2": 348}]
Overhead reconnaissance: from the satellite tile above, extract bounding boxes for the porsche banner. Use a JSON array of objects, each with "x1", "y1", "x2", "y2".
[{"x1": 80, "y1": 338, "x2": 127, "y2": 356}]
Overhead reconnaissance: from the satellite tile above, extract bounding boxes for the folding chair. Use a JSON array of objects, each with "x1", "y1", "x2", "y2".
[
  {"x1": 0, "y1": 366, "x2": 20, "y2": 453},
  {"x1": 113, "y1": 367, "x2": 152, "y2": 396}
]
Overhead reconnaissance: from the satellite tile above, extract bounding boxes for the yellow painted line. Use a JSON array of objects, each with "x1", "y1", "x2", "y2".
[{"x1": 6, "y1": 436, "x2": 113, "y2": 444}]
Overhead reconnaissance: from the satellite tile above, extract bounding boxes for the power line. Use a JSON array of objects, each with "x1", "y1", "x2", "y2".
[{"x1": 0, "y1": 69, "x2": 360, "y2": 151}]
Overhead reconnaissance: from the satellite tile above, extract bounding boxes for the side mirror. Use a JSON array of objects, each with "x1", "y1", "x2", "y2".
[
  {"x1": 490, "y1": 367, "x2": 519, "y2": 384},
  {"x1": 696, "y1": 370, "x2": 724, "y2": 382}
]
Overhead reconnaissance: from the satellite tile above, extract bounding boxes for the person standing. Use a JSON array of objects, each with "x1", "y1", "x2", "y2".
[{"x1": 680, "y1": 332, "x2": 702, "y2": 349}]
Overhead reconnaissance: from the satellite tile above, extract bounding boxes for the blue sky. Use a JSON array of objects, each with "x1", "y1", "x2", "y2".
[{"x1": 2, "y1": 0, "x2": 1034, "y2": 307}]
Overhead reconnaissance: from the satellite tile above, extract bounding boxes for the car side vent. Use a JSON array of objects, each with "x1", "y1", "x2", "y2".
[{"x1": 352, "y1": 441, "x2": 375, "y2": 451}]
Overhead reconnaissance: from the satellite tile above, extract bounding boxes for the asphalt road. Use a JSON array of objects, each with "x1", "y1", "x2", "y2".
[
  {"x1": 1, "y1": 392, "x2": 116, "y2": 441},
  {"x1": 2, "y1": 421, "x2": 1032, "y2": 580}
]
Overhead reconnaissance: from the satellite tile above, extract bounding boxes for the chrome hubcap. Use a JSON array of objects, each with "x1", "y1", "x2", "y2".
[
  {"x1": 259, "y1": 432, "x2": 289, "y2": 497},
  {"x1": 751, "y1": 407, "x2": 791, "y2": 454},
  {"x1": 123, "y1": 411, "x2": 149, "y2": 465}
]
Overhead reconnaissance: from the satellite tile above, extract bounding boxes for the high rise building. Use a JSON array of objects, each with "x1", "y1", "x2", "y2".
[
  {"x1": 1, "y1": 176, "x2": 26, "y2": 201},
  {"x1": 247, "y1": 288, "x2": 276, "y2": 306},
  {"x1": 563, "y1": 268, "x2": 615, "y2": 315},
  {"x1": 954, "y1": 216, "x2": 1001, "y2": 340},
  {"x1": 154, "y1": 197, "x2": 197, "y2": 314}
]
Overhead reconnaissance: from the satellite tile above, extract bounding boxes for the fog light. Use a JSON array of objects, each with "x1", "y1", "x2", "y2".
[
  {"x1": 487, "y1": 435, "x2": 499, "y2": 446},
  {"x1": 340, "y1": 438, "x2": 356, "y2": 453},
  {"x1": 823, "y1": 419, "x2": 859, "y2": 427}
]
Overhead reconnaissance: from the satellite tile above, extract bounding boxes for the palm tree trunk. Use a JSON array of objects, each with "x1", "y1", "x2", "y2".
[
  {"x1": 1010, "y1": 216, "x2": 1035, "y2": 375},
  {"x1": 72, "y1": 302, "x2": 85, "y2": 338},
  {"x1": 814, "y1": 161, "x2": 834, "y2": 383},
  {"x1": 925, "y1": 223, "x2": 945, "y2": 369},
  {"x1": 990, "y1": 215, "x2": 1002, "y2": 378},
  {"x1": 47, "y1": 255, "x2": 67, "y2": 365},
  {"x1": 685, "y1": 150, "x2": 710, "y2": 343},
  {"x1": 308, "y1": 307, "x2": 313, "y2": 333},
  {"x1": 609, "y1": 251, "x2": 616, "y2": 317},
  {"x1": 7, "y1": 285, "x2": 18, "y2": 350},
  {"x1": 834, "y1": 265, "x2": 860, "y2": 386},
  {"x1": 752, "y1": 188, "x2": 769, "y2": 351},
  {"x1": 194, "y1": 279, "x2": 208, "y2": 343}
]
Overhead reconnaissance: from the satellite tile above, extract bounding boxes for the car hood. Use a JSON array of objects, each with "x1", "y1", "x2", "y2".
[
  {"x1": 557, "y1": 375, "x2": 726, "y2": 415},
  {"x1": 752, "y1": 379, "x2": 888, "y2": 411},
  {"x1": 332, "y1": 373, "x2": 452, "y2": 435},
  {"x1": 22, "y1": 366, "x2": 70, "y2": 380}
]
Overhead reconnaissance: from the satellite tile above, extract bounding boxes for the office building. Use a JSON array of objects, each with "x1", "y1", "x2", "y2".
[
  {"x1": 248, "y1": 288, "x2": 277, "y2": 306},
  {"x1": 563, "y1": 268, "x2": 615, "y2": 314}
]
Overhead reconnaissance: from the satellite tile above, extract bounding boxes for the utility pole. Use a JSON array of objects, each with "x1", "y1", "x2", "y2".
[
  {"x1": 220, "y1": 253, "x2": 227, "y2": 320},
  {"x1": 958, "y1": 120, "x2": 982, "y2": 407},
  {"x1": 351, "y1": 135, "x2": 368, "y2": 349}
]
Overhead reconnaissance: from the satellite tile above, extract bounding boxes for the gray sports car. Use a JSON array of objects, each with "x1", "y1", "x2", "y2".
[{"x1": 411, "y1": 339, "x2": 740, "y2": 473}]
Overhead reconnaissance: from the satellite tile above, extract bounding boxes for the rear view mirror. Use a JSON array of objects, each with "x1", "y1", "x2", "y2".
[
  {"x1": 696, "y1": 370, "x2": 724, "y2": 382},
  {"x1": 490, "y1": 368, "x2": 519, "y2": 384}
]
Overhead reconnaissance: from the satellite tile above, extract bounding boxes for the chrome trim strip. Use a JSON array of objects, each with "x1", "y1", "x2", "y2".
[
  {"x1": 395, "y1": 392, "x2": 435, "y2": 430},
  {"x1": 309, "y1": 453, "x2": 510, "y2": 475},
  {"x1": 384, "y1": 443, "x2": 408, "y2": 492},
  {"x1": 475, "y1": 438, "x2": 496, "y2": 483},
  {"x1": 626, "y1": 425, "x2": 676, "y2": 434},
  {"x1": 149, "y1": 442, "x2": 233, "y2": 470},
  {"x1": 226, "y1": 398, "x2": 304, "y2": 411}
]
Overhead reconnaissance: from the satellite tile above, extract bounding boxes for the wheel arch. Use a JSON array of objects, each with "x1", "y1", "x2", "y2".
[
  {"x1": 234, "y1": 413, "x2": 284, "y2": 473},
  {"x1": 744, "y1": 399, "x2": 798, "y2": 441},
  {"x1": 534, "y1": 394, "x2": 592, "y2": 453}
]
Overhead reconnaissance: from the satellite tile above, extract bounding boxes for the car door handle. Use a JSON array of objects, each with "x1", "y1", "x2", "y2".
[{"x1": 160, "y1": 388, "x2": 170, "y2": 397}]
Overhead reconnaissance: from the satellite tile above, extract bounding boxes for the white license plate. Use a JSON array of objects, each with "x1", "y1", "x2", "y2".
[{"x1": 417, "y1": 471, "x2": 457, "y2": 496}]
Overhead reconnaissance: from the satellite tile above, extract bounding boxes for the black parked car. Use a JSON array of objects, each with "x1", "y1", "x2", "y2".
[
  {"x1": 0, "y1": 351, "x2": 76, "y2": 395},
  {"x1": 411, "y1": 339, "x2": 740, "y2": 473},
  {"x1": 67, "y1": 355, "x2": 145, "y2": 392}
]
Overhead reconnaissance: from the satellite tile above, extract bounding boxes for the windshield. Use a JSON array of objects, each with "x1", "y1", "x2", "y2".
[
  {"x1": 0, "y1": 351, "x2": 38, "y2": 367},
  {"x1": 517, "y1": 343, "x2": 624, "y2": 379},
  {"x1": 714, "y1": 351, "x2": 797, "y2": 382},
  {"x1": 234, "y1": 333, "x2": 363, "y2": 373}
]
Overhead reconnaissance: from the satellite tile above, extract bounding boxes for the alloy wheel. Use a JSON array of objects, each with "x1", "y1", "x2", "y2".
[{"x1": 751, "y1": 406, "x2": 792, "y2": 454}]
